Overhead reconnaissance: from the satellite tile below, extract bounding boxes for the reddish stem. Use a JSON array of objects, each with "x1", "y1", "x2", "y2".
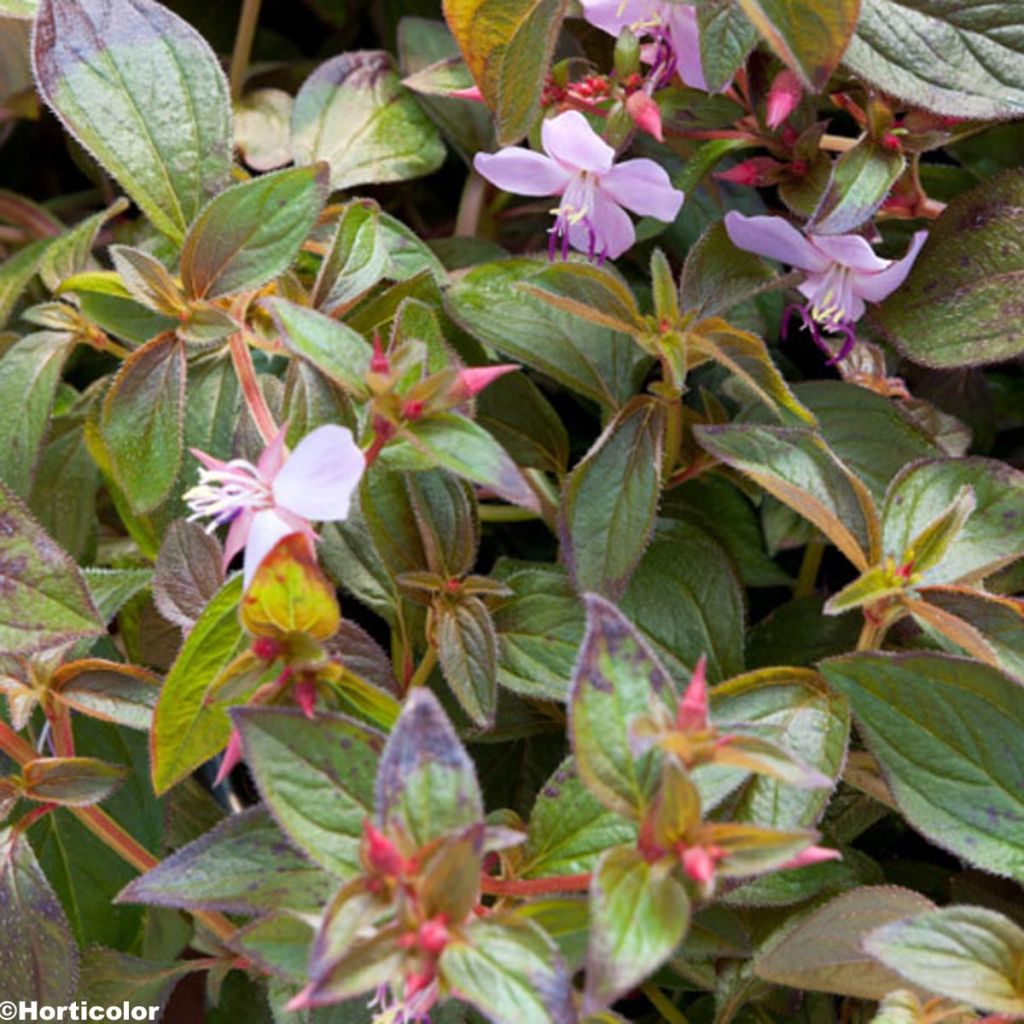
[
  {"x1": 480, "y1": 872, "x2": 592, "y2": 896},
  {"x1": 229, "y1": 330, "x2": 278, "y2": 444},
  {"x1": 47, "y1": 701, "x2": 75, "y2": 757}
]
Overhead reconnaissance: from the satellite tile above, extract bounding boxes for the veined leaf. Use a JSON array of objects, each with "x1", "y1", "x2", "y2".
[{"x1": 33, "y1": 0, "x2": 232, "y2": 244}]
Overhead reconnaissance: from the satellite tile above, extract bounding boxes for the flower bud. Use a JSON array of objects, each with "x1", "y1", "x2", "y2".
[
  {"x1": 676, "y1": 655, "x2": 709, "y2": 732},
  {"x1": 370, "y1": 332, "x2": 390, "y2": 374},
  {"x1": 448, "y1": 85, "x2": 484, "y2": 102},
  {"x1": 362, "y1": 819, "x2": 406, "y2": 877},
  {"x1": 294, "y1": 677, "x2": 317, "y2": 719},
  {"x1": 715, "y1": 156, "x2": 785, "y2": 187},
  {"x1": 680, "y1": 844, "x2": 717, "y2": 886},
  {"x1": 418, "y1": 914, "x2": 450, "y2": 956},
  {"x1": 614, "y1": 27, "x2": 642, "y2": 80},
  {"x1": 213, "y1": 729, "x2": 244, "y2": 787},
  {"x1": 765, "y1": 69, "x2": 802, "y2": 129},
  {"x1": 448, "y1": 364, "x2": 519, "y2": 404},
  {"x1": 625, "y1": 91, "x2": 664, "y2": 143}
]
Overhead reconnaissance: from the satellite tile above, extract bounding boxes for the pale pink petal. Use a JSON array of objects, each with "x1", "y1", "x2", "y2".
[
  {"x1": 473, "y1": 148, "x2": 570, "y2": 196},
  {"x1": 797, "y1": 271, "x2": 866, "y2": 325},
  {"x1": 570, "y1": 191, "x2": 636, "y2": 259},
  {"x1": 256, "y1": 423, "x2": 290, "y2": 477},
  {"x1": 191, "y1": 448, "x2": 231, "y2": 473},
  {"x1": 724, "y1": 212, "x2": 831, "y2": 272},
  {"x1": 542, "y1": 111, "x2": 614, "y2": 174},
  {"x1": 853, "y1": 230, "x2": 929, "y2": 303},
  {"x1": 243, "y1": 509, "x2": 299, "y2": 588},
  {"x1": 580, "y1": 0, "x2": 654, "y2": 35},
  {"x1": 222, "y1": 506, "x2": 255, "y2": 572},
  {"x1": 665, "y1": 4, "x2": 707, "y2": 91},
  {"x1": 272, "y1": 424, "x2": 365, "y2": 522},
  {"x1": 811, "y1": 233, "x2": 890, "y2": 273},
  {"x1": 600, "y1": 158, "x2": 684, "y2": 222}
]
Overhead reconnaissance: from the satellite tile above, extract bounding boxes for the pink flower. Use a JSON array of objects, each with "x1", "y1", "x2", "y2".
[
  {"x1": 580, "y1": 0, "x2": 708, "y2": 91},
  {"x1": 184, "y1": 423, "x2": 364, "y2": 587},
  {"x1": 473, "y1": 110, "x2": 683, "y2": 261},
  {"x1": 724, "y1": 211, "x2": 928, "y2": 362}
]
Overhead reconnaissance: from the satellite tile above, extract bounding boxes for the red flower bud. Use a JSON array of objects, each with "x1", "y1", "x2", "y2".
[
  {"x1": 363, "y1": 819, "x2": 406, "y2": 877},
  {"x1": 294, "y1": 677, "x2": 317, "y2": 719},
  {"x1": 676, "y1": 655, "x2": 709, "y2": 732},
  {"x1": 881, "y1": 132, "x2": 902, "y2": 152},
  {"x1": 625, "y1": 91, "x2": 664, "y2": 143},
  {"x1": 402, "y1": 399, "x2": 425, "y2": 421},
  {"x1": 251, "y1": 636, "x2": 282, "y2": 661},
  {"x1": 213, "y1": 729, "x2": 244, "y2": 787},
  {"x1": 449, "y1": 364, "x2": 519, "y2": 403},
  {"x1": 715, "y1": 157, "x2": 785, "y2": 188},
  {"x1": 448, "y1": 85, "x2": 484, "y2": 102},
  {"x1": 680, "y1": 844, "x2": 718, "y2": 886},
  {"x1": 370, "y1": 332, "x2": 390, "y2": 374},
  {"x1": 766, "y1": 69, "x2": 803, "y2": 129},
  {"x1": 418, "y1": 914, "x2": 450, "y2": 956}
]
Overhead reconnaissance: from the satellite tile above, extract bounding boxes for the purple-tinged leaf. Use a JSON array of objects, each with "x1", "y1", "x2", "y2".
[
  {"x1": 152, "y1": 519, "x2": 224, "y2": 632},
  {"x1": 435, "y1": 594, "x2": 498, "y2": 727},
  {"x1": 374, "y1": 687, "x2": 483, "y2": 849},
  {"x1": 33, "y1": 0, "x2": 232, "y2": 245},
  {"x1": 22, "y1": 756, "x2": 128, "y2": 806}
]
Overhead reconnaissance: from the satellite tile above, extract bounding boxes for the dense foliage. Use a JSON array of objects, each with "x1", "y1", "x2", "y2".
[{"x1": 1, "y1": 0, "x2": 1023, "y2": 1022}]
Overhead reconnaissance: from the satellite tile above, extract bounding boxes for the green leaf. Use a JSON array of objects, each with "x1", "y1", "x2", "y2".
[
  {"x1": 864, "y1": 906, "x2": 1024, "y2": 1016},
  {"x1": 78, "y1": 948, "x2": 201, "y2": 1013},
  {"x1": 823, "y1": 565, "x2": 903, "y2": 615},
  {"x1": 291, "y1": 51, "x2": 445, "y2": 190},
  {"x1": 52, "y1": 660, "x2": 157, "y2": 730},
  {"x1": 522, "y1": 758, "x2": 637, "y2": 879},
  {"x1": 0, "y1": 827, "x2": 78, "y2": 1003},
  {"x1": 584, "y1": 846, "x2": 690, "y2": 1012},
  {"x1": 560, "y1": 397, "x2": 665, "y2": 601},
  {"x1": 84, "y1": 568, "x2": 152, "y2": 623},
  {"x1": 0, "y1": 239, "x2": 51, "y2": 328},
  {"x1": 99, "y1": 331, "x2": 185, "y2": 514},
  {"x1": 844, "y1": 0, "x2": 1024, "y2": 120},
  {"x1": 393, "y1": 412, "x2": 538, "y2": 511},
  {"x1": 375, "y1": 687, "x2": 483, "y2": 848},
  {"x1": 265, "y1": 298, "x2": 372, "y2": 399},
  {"x1": 688, "y1": 319, "x2": 815, "y2": 423},
  {"x1": 0, "y1": 331, "x2": 72, "y2": 497},
  {"x1": 754, "y1": 885, "x2": 936, "y2": 999},
  {"x1": 821, "y1": 652, "x2": 1024, "y2": 879},
  {"x1": 809, "y1": 139, "x2": 905, "y2": 235},
  {"x1": 915, "y1": 586, "x2": 1024, "y2": 682},
  {"x1": 117, "y1": 807, "x2": 335, "y2": 915},
  {"x1": 570, "y1": 595, "x2": 675, "y2": 819},
  {"x1": 180, "y1": 165, "x2": 329, "y2": 300},
  {"x1": 695, "y1": 424, "x2": 879, "y2": 570},
  {"x1": 22, "y1": 756, "x2": 128, "y2": 806},
  {"x1": 621, "y1": 520, "x2": 745, "y2": 685},
  {"x1": 446, "y1": 258, "x2": 648, "y2": 411},
  {"x1": 492, "y1": 565, "x2": 583, "y2": 701},
  {"x1": 232, "y1": 707, "x2": 382, "y2": 878},
  {"x1": 0, "y1": 0, "x2": 36, "y2": 15},
  {"x1": 881, "y1": 458, "x2": 1024, "y2": 584},
  {"x1": 520, "y1": 261, "x2": 643, "y2": 336},
  {"x1": 702, "y1": 667, "x2": 849, "y2": 827},
  {"x1": 397, "y1": 17, "x2": 496, "y2": 163},
  {"x1": 679, "y1": 221, "x2": 777, "y2": 319},
  {"x1": 435, "y1": 595, "x2": 499, "y2": 727},
  {"x1": 312, "y1": 200, "x2": 392, "y2": 313},
  {"x1": 442, "y1": 0, "x2": 568, "y2": 144},
  {"x1": 39, "y1": 198, "x2": 128, "y2": 292},
  {"x1": 439, "y1": 914, "x2": 575, "y2": 1024},
  {"x1": 150, "y1": 575, "x2": 246, "y2": 795},
  {"x1": 737, "y1": 0, "x2": 860, "y2": 91},
  {"x1": 152, "y1": 519, "x2": 223, "y2": 630},
  {"x1": 873, "y1": 169, "x2": 1024, "y2": 367},
  {"x1": 696, "y1": 1, "x2": 758, "y2": 92},
  {"x1": 33, "y1": 0, "x2": 232, "y2": 245},
  {"x1": 0, "y1": 481, "x2": 103, "y2": 654}
]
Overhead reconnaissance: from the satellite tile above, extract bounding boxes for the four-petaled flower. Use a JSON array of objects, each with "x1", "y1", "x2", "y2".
[
  {"x1": 580, "y1": 0, "x2": 708, "y2": 91},
  {"x1": 474, "y1": 110, "x2": 683, "y2": 262},
  {"x1": 184, "y1": 423, "x2": 364, "y2": 587},
  {"x1": 725, "y1": 211, "x2": 928, "y2": 363}
]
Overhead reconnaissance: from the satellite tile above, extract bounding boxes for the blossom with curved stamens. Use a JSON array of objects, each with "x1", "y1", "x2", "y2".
[
  {"x1": 184, "y1": 423, "x2": 364, "y2": 587},
  {"x1": 580, "y1": 0, "x2": 708, "y2": 91},
  {"x1": 724, "y1": 211, "x2": 928, "y2": 363},
  {"x1": 473, "y1": 110, "x2": 683, "y2": 262}
]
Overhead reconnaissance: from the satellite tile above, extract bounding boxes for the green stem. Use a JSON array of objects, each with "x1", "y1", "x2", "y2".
[
  {"x1": 794, "y1": 538, "x2": 825, "y2": 598},
  {"x1": 642, "y1": 984, "x2": 691, "y2": 1024},
  {"x1": 478, "y1": 504, "x2": 541, "y2": 523},
  {"x1": 407, "y1": 647, "x2": 438, "y2": 690},
  {"x1": 229, "y1": 0, "x2": 262, "y2": 102},
  {"x1": 455, "y1": 170, "x2": 487, "y2": 237}
]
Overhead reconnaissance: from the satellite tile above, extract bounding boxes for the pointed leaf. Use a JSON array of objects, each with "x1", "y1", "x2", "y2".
[
  {"x1": 560, "y1": 397, "x2": 665, "y2": 601},
  {"x1": 150, "y1": 575, "x2": 246, "y2": 795},
  {"x1": 821, "y1": 652, "x2": 1024, "y2": 879},
  {"x1": 33, "y1": 0, "x2": 232, "y2": 244},
  {"x1": 292, "y1": 51, "x2": 445, "y2": 190},
  {"x1": 22, "y1": 756, "x2": 128, "y2": 806},
  {"x1": 180, "y1": 164, "x2": 329, "y2": 300},
  {"x1": 0, "y1": 481, "x2": 103, "y2": 654},
  {"x1": 570, "y1": 595, "x2": 676, "y2": 819},
  {"x1": 864, "y1": 906, "x2": 1024, "y2": 1016},
  {"x1": 232, "y1": 707, "x2": 382, "y2": 878},
  {"x1": 435, "y1": 594, "x2": 498, "y2": 727},
  {"x1": 312, "y1": 199, "x2": 392, "y2": 313},
  {"x1": 99, "y1": 331, "x2": 185, "y2": 514},
  {"x1": 374, "y1": 687, "x2": 483, "y2": 848},
  {"x1": 584, "y1": 846, "x2": 690, "y2": 1012}
]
